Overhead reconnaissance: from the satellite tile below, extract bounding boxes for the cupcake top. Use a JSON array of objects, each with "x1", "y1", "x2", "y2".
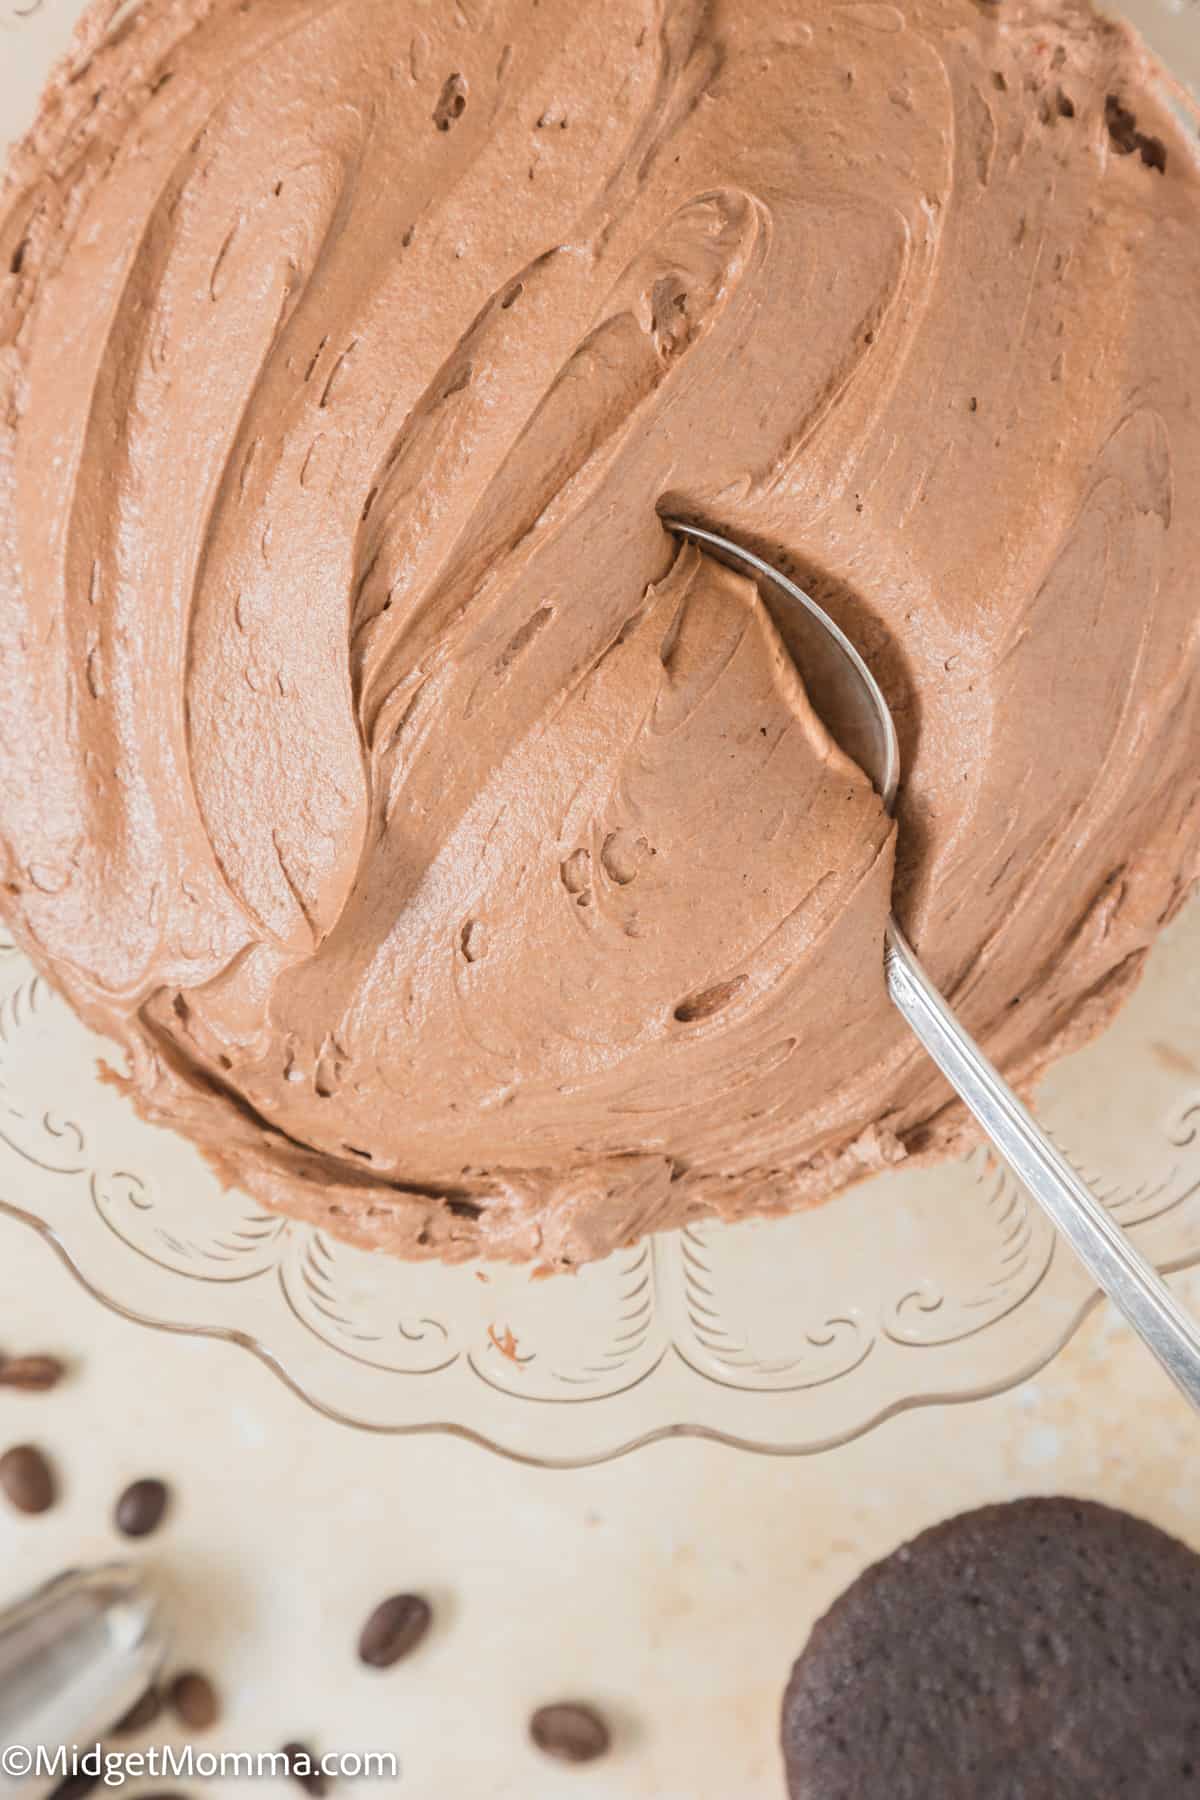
[
  {"x1": 1, "y1": 0, "x2": 1198, "y2": 1266},
  {"x1": 782, "y1": 1497, "x2": 1200, "y2": 1799}
]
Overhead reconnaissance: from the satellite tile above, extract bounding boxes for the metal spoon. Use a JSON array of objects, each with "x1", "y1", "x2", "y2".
[{"x1": 668, "y1": 518, "x2": 1200, "y2": 1414}]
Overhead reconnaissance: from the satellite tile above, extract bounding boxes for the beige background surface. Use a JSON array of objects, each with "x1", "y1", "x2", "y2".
[
  {"x1": 2, "y1": 1214, "x2": 1198, "y2": 1800},
  {"x1": 2, "y1": 2, "x2": 1199, "y2": 1796}
]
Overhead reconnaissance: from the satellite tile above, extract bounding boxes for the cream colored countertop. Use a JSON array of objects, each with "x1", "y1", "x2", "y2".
[{"x1": 0, "y1": 1209, "x2": 1196, "y2": 1800}]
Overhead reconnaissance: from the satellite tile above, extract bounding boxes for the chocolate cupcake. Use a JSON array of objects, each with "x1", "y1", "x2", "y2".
[{"x1": 782, "y1": 1497, "x2": 1200, "y2": 1799}]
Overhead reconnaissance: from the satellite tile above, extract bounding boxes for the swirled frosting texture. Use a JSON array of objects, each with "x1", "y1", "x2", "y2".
[{"x1": 1, "y1": 0, "x2": 1198, "y2": 1266}]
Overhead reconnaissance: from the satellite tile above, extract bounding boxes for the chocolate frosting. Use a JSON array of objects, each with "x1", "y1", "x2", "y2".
[{"x1": 1, "y1": 0, "x2": 1198, "y2": 1267}]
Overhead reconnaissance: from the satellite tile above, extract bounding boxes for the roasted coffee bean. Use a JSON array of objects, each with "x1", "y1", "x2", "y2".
[
  {"x1": 0, "y1": 1355, "x2": 66, "y2": 1391},
  {"x1": 0, "y1": 1443, "x2": 55, "y2": 1514},
  {"x1": 167, "y1": 1671, "x2": 219, "y2": 1730},
  {"x1": 529, "y1": 1702, "x2": 612, "y2": 1765},
  {"x1": 48, "y1": 1769, "x2": 101, "y2": 1800},
  {"x1": 112, "y1": 1685, "x2": 162, "y2": 1736},
  {"x1": 115, "y1": 1476, "x2": 169, "y2": 1538},
  {"x1": 282, "y1": 1743, "x2": 329, "y2": 1795},
  {"x1": 357, "y1": 1594, "x2": 432, "y2": 1667}
]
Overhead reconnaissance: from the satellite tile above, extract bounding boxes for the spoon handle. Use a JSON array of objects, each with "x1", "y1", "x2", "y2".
[{"x1": 884, "y1": 917, "x2": 1200, "y2": 1414}]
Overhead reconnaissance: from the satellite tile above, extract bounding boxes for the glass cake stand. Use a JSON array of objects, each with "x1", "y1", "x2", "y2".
[
  {"x1": 1, "y1": 0, "x2": 1197, "y2": 1466},
  {"x1": 0, "y1": 896, "x2": 1196, "y2": 1465}
]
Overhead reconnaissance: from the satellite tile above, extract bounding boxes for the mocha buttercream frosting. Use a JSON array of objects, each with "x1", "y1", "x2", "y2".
[{"x1": 1, "y1": 0, "x2": 1198, "y2": 1267}]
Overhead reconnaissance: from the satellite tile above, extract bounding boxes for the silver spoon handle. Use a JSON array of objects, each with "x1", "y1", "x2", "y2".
[{"x1": 885, "y1": 918, "x2": 1200, "y2": 1414}]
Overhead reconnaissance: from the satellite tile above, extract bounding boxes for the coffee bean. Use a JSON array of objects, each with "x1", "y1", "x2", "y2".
[
  {"x1": 357, "y1": 1594, "x2": 432, "y2": 1668},
  {"x1": 115, "y1": 1477, "x2": 169, "y2": 1538},
  {"x1": 282, "y1": 1742, "x2": 328, "y2": 1795},
  {"x1": 0, "y1": 1443, "x2": 55, "y2": 1514},
  {"x1": 112, "y1": 1685, "x2": 162, "y2": 1736},
  {"x1": 529, "y1": 1702, "x2": 611, "y2": 1765},
  {"x1": 0, "y1": 1354, "x2": 66, "y2": 1391},
  {"x1": 167, "y1": 1671, "x2": 219, "y2": 1730},
  {"x1": 48, "y1": 1770, "x2": 101, "y2": 1800}
]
